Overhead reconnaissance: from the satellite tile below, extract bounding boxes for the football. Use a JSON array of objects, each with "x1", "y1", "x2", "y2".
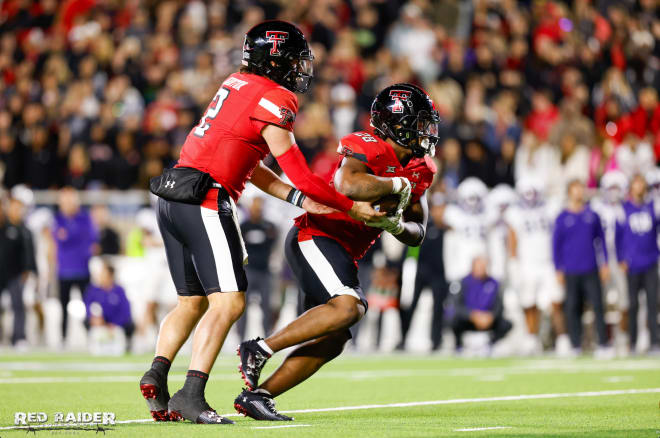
[{"x1": 372, "y1": 194, "x2": 400, "y2": 216}]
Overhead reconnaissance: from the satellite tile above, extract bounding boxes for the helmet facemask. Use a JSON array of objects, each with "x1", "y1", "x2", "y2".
[
  {"x1": 375, "y1": 110, "x2": 440, "y2": 158},
  {"x1": 282, "y1": 50, "x2": 314, "y2": 93}
]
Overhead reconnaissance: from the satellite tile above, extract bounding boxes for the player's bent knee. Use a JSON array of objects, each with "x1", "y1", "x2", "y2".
[
  {"x1": 177, "y1": 296, "x2": 208, "y2": 315},
  {"x1": 207, "y1": 290, "x2": 246, "y2": 321},
  {"x1": 328, "y1": 294, "x2": 364, "y2": 328}
]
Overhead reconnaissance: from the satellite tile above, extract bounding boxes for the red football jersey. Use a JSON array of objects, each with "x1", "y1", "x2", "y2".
[
  {"x1": 295, "y1": 131, "x2": 436, "y2": 260},
  {"x1": 176, "y1": 72, "x2": 298, "y2": 209}
]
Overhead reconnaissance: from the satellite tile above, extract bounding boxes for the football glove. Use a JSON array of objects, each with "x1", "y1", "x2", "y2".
[
  {"x1": 365, "y1": 208, "x2": 405, "y2": 235},
  {"x1": 390, "y1": 177, "x2": 412, "y2": 213}
]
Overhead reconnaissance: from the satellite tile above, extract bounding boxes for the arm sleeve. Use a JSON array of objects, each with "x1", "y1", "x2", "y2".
[
  {"x1": 251, "y1": 88, "x2": 298, "y2": 132},
  {"x1": 276, "y1": 144, "x2": 354, "y2": 212}
]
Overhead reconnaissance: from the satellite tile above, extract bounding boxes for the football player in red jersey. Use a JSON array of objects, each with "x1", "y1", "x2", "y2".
[
  {"x1": 235, "y1": 83, "x2": 439, "y2": 420},
  {"x1": 139, "y1": 20, "x2": 386, "y2": 425}
]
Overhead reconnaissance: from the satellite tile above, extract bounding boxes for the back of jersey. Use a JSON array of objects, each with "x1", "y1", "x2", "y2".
[{"x1": 177, "y1": 72, "x2": 298, "y2": 202}]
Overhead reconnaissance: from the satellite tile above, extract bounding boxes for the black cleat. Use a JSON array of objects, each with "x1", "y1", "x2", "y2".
[
  {"x1": 167, "y1": 390, "x2": 235, "y2": 424},
  {"x1": 140, "y1": 370, "x2": 176, "y2": 421},
  {"x1": 237, "y1": 338, "x2": 271, "y2": 389},
  {"x1": 234, "y1": 389, "x2": 293, "y2": 421}
]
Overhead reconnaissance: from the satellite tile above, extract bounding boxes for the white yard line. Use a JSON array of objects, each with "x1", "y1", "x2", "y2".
[
  {"x1": 2, "y1": 360, "x2": 660, "y2": 384},
  {"x1": 455, "y1": 426, "x2": 512, "y2": 432},
  {"x1": 2, "y1": 387, "x2": 656, "y2": 431},
  {"x1": 251, "y1": 424, "x2": 311, "y2": 429}
]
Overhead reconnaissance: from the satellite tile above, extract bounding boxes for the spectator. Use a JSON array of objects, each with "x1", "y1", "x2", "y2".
[
  {"x1": 558, "y1": 132, "x2": 590, "y2": 187},
  {"x1": 90, "y1": 205, "x2": 120, "y2": 255},
  {"x1": 0, "y1": 185, "x2": 37, "y2": 347},
  {"x1": 84, "y1": 259, "x2": 134, "y2": 349},
  {"x1": 525, "y1": 90, "x2": 559, "y2": 142},
  {"x1": 451, "y1": 256, "x2": 512, "y2": 352},
  {"x1": 615, "y1": 174, "x2": 660, "y2": 353},
  {"x1": 53, "y1": 187, "x2": 97, "y2": 341},
  {"x1": 615, "y1": 134, "x2": 655, "y2": 180},
  {"x1": 514, "y1": 132, "x2": 562, "y2": 198},
  {"x1": 553, "y1": 179, "x2": 611, "y2": 355},
  {"x1": 630, "y1": 87, "x2": 660, "y2": 158},
  {"x1": 237, "y1": 196, "x2": 278, "y2": 340}
]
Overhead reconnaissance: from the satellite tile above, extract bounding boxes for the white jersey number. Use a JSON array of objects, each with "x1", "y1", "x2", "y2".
[{"x1": 193, "y1": 87, "x2": 230, "y2": 137}]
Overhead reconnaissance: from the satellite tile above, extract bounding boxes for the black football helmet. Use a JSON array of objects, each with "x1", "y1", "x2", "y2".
[
  {"x1": 242, "y1": 20, "x2": 314, "y2": 93},
  {"x1": 370, "y1": 83, "x2": 440, "y2": 158}
]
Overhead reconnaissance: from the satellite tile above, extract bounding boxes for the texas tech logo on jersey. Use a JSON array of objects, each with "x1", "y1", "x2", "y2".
[
  {"x1": 389, "y1": 90, "x2": 411, "y2": 113},
  {"x1": 278, "y1": 106, "x2": 295, "y2": 126},
  {"x1": 266, "y1": 31, "x2": 289, "y2": 56}
]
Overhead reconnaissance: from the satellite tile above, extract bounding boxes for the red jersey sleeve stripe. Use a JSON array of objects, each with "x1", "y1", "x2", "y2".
[{"x1": 258, "y1": 98, "x2": 282, "y2": 118}]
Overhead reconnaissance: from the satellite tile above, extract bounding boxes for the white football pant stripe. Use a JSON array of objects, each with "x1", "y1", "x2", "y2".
[
  {"x1": 298, "y1": 238, "x2": 360, "y2": 300},
  {"x1": 200, "y1": 206, "x2": 238, "y2": 291}
]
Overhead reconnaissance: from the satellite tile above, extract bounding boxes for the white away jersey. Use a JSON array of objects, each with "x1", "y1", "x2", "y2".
[
  {"x1": 443, "y1": 204, "x2": 491, "y2": 281},
  {"x1": 505, "y1": 202, "x2": 559, "y2": 266}
]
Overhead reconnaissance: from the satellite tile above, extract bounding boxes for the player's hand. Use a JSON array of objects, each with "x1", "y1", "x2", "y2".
[
  {"x1": 348, "y1": 201, "x2": 386, "y2": 223},
  {"x1": 599, "y1": 265, "x2": 610, "y2": 283},
  {"x1": 470, "y1": 311, "x2": 494, "y2": 330},
  {"x1": 365, "y1": 211, "x2": 405, "y2": 235},
  {"x1": 391, "y1": 177, "x2": 412, "y2": 213},
  {"x1": 302, "y1": 197, "x2": 337, "y2": 215},
  {"x1": 556, "y1": 271, "x2": 565, "y2": 286},
  {"x1": 619, "y1": 262, "x2": 628, "y2": 273}
]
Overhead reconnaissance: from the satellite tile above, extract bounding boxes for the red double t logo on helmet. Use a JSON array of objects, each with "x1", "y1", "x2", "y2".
[
  {"x1": 389, "y1": 90, "x2": 411, "y2": 113},
  {"x1": 266, "y1": 31, "x2": 289, "y2": 56}
]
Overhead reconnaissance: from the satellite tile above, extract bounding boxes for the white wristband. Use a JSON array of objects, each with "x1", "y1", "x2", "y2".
[{"x1": 391, "y1": 177, "x2": 403, "y2": 194}]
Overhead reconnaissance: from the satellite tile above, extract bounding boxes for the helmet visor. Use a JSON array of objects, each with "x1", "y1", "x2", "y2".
[{"x1": 417, "y1": 118, "x2": 439, "y2": 141}]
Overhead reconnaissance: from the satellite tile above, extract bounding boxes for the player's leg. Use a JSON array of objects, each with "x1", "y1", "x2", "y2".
[
  {"x1": 188, "y1": 291, "x2": 244, "y2": 371},
  {"x1": 451, "y1": 313, "x2": 475, "y2": 352},
  {"x1": 642, "y1": 265, "x2": 659, "y2": 350},
  {"x1": 563, "y1": 274, "x2": 582, "y2": 350},
  {"x1": 518, "y1": 270, "x2": 542, "y2": 354},
  {"x1": 237, "y1": 227, "x2": 366, "y2": 397},
  {"x1": 519, "y1": 269, "x2": 539, "y2": 334},
  {"x1": 167, "y1": 196, "x2": 247, "y2": 424},
  {"x1": 262, "y1": 330, "x2": 350, "y2": 396},
  {"x1": 154, "y1": 249, "x2": 209, "y2": 361},
  {"x1": 58, "y1": 278, "x2": 73, "y2": 341},
  {"x1": 234, "y1": 331, "x2": 350, "y2": 421},
  {"x1": 7, "y1": 277, "x2": 26, "y2": 345},
  {"x1": 584, "y1": 272, "x2": 608, "y2": 348},
  {"x1": 489, "y1": 314, "x2": 513, "y2": 345},
  {"x1": 140, "y1": 201, "x2": 209, "y2": 422},
  {"x1": 259, "y1": 271, "x2": 274, "y2": 336},
  {"x1": 399, "y1": 270, "x2": 426, "y2": 348},
  {"x1": 430, "y1": 278, "x2": 448, "y2": 350},
  {"x1": 626, "y1": 272, "x2": 641, "y2": 351},
  {"x1": 263, "y1": 232, "x2": 364, "y2": 352}
]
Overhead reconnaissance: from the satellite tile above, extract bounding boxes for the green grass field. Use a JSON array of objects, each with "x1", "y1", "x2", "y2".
[{"x1": 1, "y1": 352, "x2": 659, "y2": 437}]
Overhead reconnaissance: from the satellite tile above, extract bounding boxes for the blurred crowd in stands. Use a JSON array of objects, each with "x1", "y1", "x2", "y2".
[{"x1": 0, "y1": 0, "x2": 659, "y2": 356}]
